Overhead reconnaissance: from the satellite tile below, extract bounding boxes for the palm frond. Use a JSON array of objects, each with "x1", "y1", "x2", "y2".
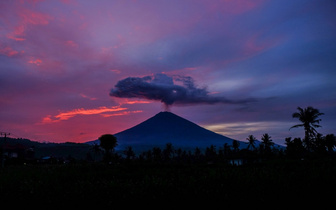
[
  {"x1": 289, "y1": 124, "x2": 304, "y2": 130},
  {"x1": 312, "y1": 124, "x2": 322, "y2": 128},
  {"x1": 297, "y1": 107, "x2": 304, "y2": 113},
  {"x1": 292, "y1": 112, "x2": 301, "y2": 118}
]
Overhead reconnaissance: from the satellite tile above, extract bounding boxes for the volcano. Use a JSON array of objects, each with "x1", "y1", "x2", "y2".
[{"x1": 88, "y1": 111, "x2": 246, "y2": 152}]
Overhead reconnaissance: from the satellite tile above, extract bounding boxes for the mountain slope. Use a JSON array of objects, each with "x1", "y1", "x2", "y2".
[{"x1": 89, "y1": 111, "x2": 244, "y2": 151}]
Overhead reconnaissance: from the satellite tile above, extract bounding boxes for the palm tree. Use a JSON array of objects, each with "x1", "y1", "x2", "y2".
[
  {"x1": 261, "y1": 133, "x2": 274, "y2": 151},
  {"x1": 290, "y1": 106, "x2": 324, "y2": 151},
  {"x1": 232, "y1": 140, "x2": 240, "y2": 152},
  {"x1": 246, "y1": 135, "x2": 256, "y2": 151},
  {"x1": 285, "y1": 137, "x2": 305, "y2": 158}
]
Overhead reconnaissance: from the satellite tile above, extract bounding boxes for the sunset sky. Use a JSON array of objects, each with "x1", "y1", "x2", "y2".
[{"x1": 1, "y1": 0, "x2": 335, "y2": 145}]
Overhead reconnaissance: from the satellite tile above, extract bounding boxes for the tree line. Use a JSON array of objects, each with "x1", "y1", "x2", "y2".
[
  {"x1": 91, "y1": 106, "x2": 335, "y2": 164},
  {"x1": 286, "y1": 106, "x2": 335, "y2": 158}
]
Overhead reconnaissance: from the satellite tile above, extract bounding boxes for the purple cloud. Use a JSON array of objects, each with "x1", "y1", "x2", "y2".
[{"x1": 110, "y1": 73, "x2": 255, "y2": 110}]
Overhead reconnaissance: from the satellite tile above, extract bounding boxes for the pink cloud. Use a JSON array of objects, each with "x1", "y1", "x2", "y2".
[
  {"x1": 65, "y1": 40, "x2": 79, "y2": 48},
  {"x1": 28, "y1": 58, "x2": 43, "y2": 66},
  {"x1": 110, "y1": 69, "x2": 121, "y2": 74},
  {"x1": 242, "y1": 32, "x2": 284, "y2": 57},
  {"x1": 7, "y1": 25, "x2": 26, "y2": 41},
  {"x1": 124, "y1": 101, "x2": 151, "y2": 105},
  {"x1": 101, "y1": 110, "x2": 143, "y2": 117},
  {"x1": 21, "y1": 9, "x2": 51, "y2": 25},
  {"x1": 0, "y1": 46, "x2": 20, "y2": 57},
  {"x1": 80, "y1": 93, "x2": 97, "y2": 101},
  {"x1": 41, "y1": 106, "x2": 128, "y2": 124},
  {"x1": 7, "y1": 8, "x2": 53, "y2": 41},
  {"x1": 117, "y1": 99, "x2": 152, "y2": 105}
]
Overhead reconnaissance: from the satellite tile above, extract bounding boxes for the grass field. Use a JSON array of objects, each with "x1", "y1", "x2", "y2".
[{"x1": 0, "y1": 159, "x2": 335, "y2": 207}]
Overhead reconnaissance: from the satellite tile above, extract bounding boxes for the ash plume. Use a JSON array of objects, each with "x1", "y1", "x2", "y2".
[{"x1": 110, "y1": 73, "x2": 253, "y2": 110}]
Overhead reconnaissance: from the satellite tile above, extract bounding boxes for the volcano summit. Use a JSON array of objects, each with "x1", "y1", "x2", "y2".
[{"x1": 88, "y1": 112, "x2": 247, "y2": 152}]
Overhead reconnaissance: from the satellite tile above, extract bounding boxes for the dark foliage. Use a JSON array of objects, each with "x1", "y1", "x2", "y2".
[
  {"x1": 99, "y1": 134, "x2": 117, "y2": 162},
  {"x1": 290, "y1": 106, "x2": 324, "y2": 151},
  {"x1": 1, "y1": 159, "x2": 335, "y2": 207},
  {"x1": 0, "y1": 106, "x2": 335, "y2": 207}
]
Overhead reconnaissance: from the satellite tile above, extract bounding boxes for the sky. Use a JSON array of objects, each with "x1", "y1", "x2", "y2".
[{"x1": 0, "y1": 0, "x2": 335, "y2": 145}]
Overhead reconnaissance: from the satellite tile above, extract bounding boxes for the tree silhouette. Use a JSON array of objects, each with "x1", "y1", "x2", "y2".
[
  {"x1": 163, "y1": 143, "x2": 174, "y2": 161},
  {"x1": 285, "y1": 137, "x2": 305, "y2": 158},
  {"x1": 223, "y1": 143, "x2": 231, "y2": 157},
  {"x1": 325, "y1": 134, "x2": 336, "y2": 154},
  {"x1": 261, "y1": 133, "x2": 274, "y2": 155},
  {"x1": 144, "y1": 149, "x2": 152, "y2": 161},
  {"x1": 290, "y1": 106, "x2": 324, "y2": 151},
  {"x1": 246, "y1": 135, "x2": 256, "y2": 151},
  {"x1": 90, "y1": 143, "x2": 103, "y2": 162},
  {"x1": 194, "y1": 147, "x2": 202, "y2": 161},
  {"x1": 99, "y1": 134, "x2": 118, "y2": 162},
  {"x1": 205, "y1": 145, "x2": 216, "y2": 162},
  {"x1": 232, "y1": 140, "x2": 240, "y2": 152},
  {"x1": 313, "y1": 133, "x2": 327, "y2": 155},
  {"x1": 123, "y1": 146, "x2": 135, "y2": 160},
  {"x1": 152, "y1": 147, "x2": 162, "y2": 162},
  {"x1": 175, "y1": 148, "x2": 183, "y2": 161}
]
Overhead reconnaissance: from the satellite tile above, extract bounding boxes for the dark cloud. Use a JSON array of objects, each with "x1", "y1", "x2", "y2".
[{"x1": 110, "y1": 73, "x2": 254, "y2": 109}]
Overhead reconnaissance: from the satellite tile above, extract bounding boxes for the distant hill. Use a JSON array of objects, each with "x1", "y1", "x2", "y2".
[
  {"x1": 0, "y1": 137, "x2": 91, "y2": 159},
  {"x1": 87, "y1": 111, "x2": 249, "y2": 152}
]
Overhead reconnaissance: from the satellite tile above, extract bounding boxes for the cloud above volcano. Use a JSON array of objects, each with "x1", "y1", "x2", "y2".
[{"x1": 110, "y1": 73, "x2": 253, "y2": 109}]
